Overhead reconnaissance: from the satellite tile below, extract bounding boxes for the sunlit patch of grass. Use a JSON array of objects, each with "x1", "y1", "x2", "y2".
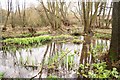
[
  {"x1": 1, "y1": 35, "x2": 75, "y2": 51},
  {"x1": 1, "y1": 34, "x2": 84, "y2": 52},
  {"x1": 3, "y1": 35, "x2": 52, "y2": 45},
  {"x1": 47, "y1": 75, "x2": 58, "y2": 79},
  {"x1": 1, "y1": 35, "x2": 53, "y2": 52},
  {"x1": 94, "y1": 33, "x2": 111, "y2": 39},
  {"x1": 2, "y1": 35, "x2": 73, "y2": 45}
]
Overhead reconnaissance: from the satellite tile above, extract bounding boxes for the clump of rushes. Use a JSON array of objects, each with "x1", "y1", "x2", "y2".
[
  {"x1": 94, "y1": 33, "x2": 111, "y2": 39},
  {"x1": 3, "y1": 35, "x2": 52, "y2": 45}
]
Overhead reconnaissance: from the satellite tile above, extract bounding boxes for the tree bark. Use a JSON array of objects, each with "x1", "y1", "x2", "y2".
[
  {"x1": 4, "y1": 0, "x2": 11, "y2": 27},
  {"x1": 109, "y1": 2, "x2": 120, "y2": 63}
]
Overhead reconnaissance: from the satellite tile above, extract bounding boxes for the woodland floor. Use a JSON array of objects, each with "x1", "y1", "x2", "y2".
[{"x1": 1, "y1": 25, "x2": 112, "y2": 38}]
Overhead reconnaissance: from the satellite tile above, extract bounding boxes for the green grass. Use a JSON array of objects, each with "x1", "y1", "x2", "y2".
[
  {"x1": 1, "y1": 35, "x2": 74, "y2": 51},
  {"x1": 2, "y1": 35, "x2": 73, "y2": 45},
  {"x1": 1, "y1": 32, "x2": 111, "y2": 52},
  {"x1": 1, "y1": 35, "x2": 53, "y2": 52},
  {"x1": 94, "y1": 33, "x2": 111, "y2": 39},
  {"x1": 3, "y1": 35, "x2": 52, "y2": 45}
]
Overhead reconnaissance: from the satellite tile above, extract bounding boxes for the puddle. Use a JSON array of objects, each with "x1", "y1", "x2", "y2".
[{"x1": 0, "y1": 37, "x2": 110, "y2": 78}]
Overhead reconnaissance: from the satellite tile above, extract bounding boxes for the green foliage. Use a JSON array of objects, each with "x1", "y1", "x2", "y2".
[
  {"x1": 3, "y1": 35, "x2": 52, "y2": 45},
  {"x1": 91, "y1": 43, "x2": 104, "y2": 55},
  {"x1": 2, "y1": 35, "x2": 53, "y2": 53},
  {"x1": 94, "y1": 33, "x2": 111, "y2": 39},
  {"x1": 46, "y1": 49, "x2": 76, "y2": 70},
  {"x1": 2, "y1": 35, "x2": 73, "y2": 46},
  {"x1": 2, "y1": 35, "x2": 74, "y2": 52},
  {"x1": 47, "y1": 75, "x2": 64, "y2": 80},
  {"x1": 72, "y1": 39, "x2": 84, "y2": 44},
  {"x1": 47, "y1": 75, "x2": 58, "y2": 79},
  {"x1": 78, "y1": 62, "x2": 120, "y2": 78},
  {"x1": 0, "y1": 72, "x2": 4, "y2": 79},
  {"x1": 90, "y1": 43, "x2": 108, "y2": 62}
]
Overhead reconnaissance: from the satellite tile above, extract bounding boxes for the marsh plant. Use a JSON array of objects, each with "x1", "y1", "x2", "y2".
[
  {"x1": 90, "y1": 43, "x2": 107, "y2": 60},
  {"x1": 45, "y1": 49, "x2": 76, "y2": 71},
  {"x1": 0, "y1": 72, "x2": 4, "y2": 79},
  {"x1": 94, "y1": 33, "x2": 111, "y2": 39},
  {"x1": 3, "y1": 35, "x2": 52, "y2": 45},
  {"x1": 78, "y1": 62, "x2": 120, "y2": 78}
]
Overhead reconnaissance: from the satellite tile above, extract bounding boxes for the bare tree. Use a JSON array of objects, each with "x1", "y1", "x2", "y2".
[
  {"x1": 10, "y1": 0, "x2": 15, "y2": 28},
  {"x1": 81, "y1": 1, "x2": 100, "y2": 34},
  {"x1": 101, "y1": 2, "x2": 106, "y2": 28},
  {"x1": 22, "y1": 0, "x2": 26, "y2": 27},
  {"x1": 105, "y1": 3, "x2": 113, "y2": 29},
  {"x1": 16, "y1": 0, "x2": 21, "y2": 19},
  {"x1": 98, "y1": 2, "x2": 104, "y2": 28},
  {"x1": 40, "y1": 0, "x2": 70, "y2": 34},
  {"x1": 4, "y1": 0, "x2": 11, "y2": 28},
  {"x1": 0, "y1": 2, "x2": 3, "y2": 24}
]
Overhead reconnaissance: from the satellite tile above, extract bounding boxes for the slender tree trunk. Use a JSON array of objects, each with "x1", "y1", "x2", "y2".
[
  {"x1": 4, "y1": 0, "x2": 11, "y2": 27},
  {"x1": 10, "y1": 0, "x2": 15, "y2": 28},
  {"x1": 23, "y1": 0, "x2": 26, "y2": 27},
  {"x1": 17, "y1": 0, "x2": 21, "y2": 19},
  {"x1": 0, "y1": 2, "x2": 3, "y2": 24},
  {"x1": 82, "y1": 2, "x2": 87, "y2": 33},
  {"x1": 98, "y1": 3, "x2": 104, "y2": 28},
  {"x1": 105, "y1": 3, "x2": 112, "y2": 29}
]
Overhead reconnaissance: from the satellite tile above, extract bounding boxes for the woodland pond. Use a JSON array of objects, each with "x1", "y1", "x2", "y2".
[
  {"x1": 1, "y1": 0, "x2": 120, "y2": 79},
  {"x1": 0, "y1": 36, "x2": 111, "y2": 78}
]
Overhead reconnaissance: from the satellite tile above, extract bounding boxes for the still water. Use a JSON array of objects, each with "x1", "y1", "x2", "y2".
[{"x1": 0, "y1": 37, "x2": 110, "y2": 78}]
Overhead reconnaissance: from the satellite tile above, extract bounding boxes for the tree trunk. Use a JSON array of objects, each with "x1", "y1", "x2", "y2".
[
  {"x1": 109, "y1": 2, "x2": 120, "y2": 66},
  {"x1": 4, "y1": 0, "x2": 11, "y2": 27}
]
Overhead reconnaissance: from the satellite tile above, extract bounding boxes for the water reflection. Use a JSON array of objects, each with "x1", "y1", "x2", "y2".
[{"x1": 0, "y1": 37, "x2": 110, "y2": 78}]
